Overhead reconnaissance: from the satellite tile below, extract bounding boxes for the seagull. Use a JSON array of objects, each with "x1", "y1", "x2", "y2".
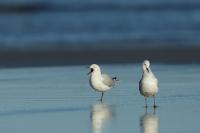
[
  {"x1": 139, "y1": 60, "x2": 159, "y2": 108},
  {"x1": 88, "y1": 64, "x2": 119, "y2": 101}
]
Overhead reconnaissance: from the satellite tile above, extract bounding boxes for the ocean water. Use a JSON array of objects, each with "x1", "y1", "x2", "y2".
[
  {"x1": 0, "y1": 63, "x2": 199, "y2": 132},
  {"x1": 0, "y1": 0, "x2": 200, "y2": 50}
]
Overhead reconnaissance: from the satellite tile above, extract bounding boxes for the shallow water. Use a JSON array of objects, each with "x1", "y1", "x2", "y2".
[{"x1": 0, "y1": 64, "x2": 199, "y2": 133}]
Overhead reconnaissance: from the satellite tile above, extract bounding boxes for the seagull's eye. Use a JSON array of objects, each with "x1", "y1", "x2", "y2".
[{"x1": 91, "y1": 68, "x2": 94, "y2": 72}]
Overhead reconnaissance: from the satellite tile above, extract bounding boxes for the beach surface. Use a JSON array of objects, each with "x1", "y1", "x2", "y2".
[{"x1": 0, "y1": 63, "x2": 199, "y2": 133}]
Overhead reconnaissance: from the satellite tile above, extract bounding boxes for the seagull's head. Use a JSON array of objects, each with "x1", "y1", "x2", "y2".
[
  {"x1": 88, "y1": 64, "x2": 101, "y2": 75},
  {"x1": 143, "y1": 60, "x2": 150, "y2": 72}
]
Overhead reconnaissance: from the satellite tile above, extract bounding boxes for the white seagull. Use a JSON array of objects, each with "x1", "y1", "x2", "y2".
[
  {"x1": 139, "y1": 60, "x2": 159, "y2": 108},
  {"x1": 88, "y1": 64, "x2": 119, "y2": 101}
]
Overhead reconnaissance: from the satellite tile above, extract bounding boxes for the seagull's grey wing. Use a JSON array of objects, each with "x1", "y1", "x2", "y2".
[
  {"x1": 102, "y1": 74, "x2": 114, "y2": 87},
  {"x1": 139, "y1": 79, "x2": 142, "y2": 89},
  {"x1": 139, "y1": 75, "x2": 145, "y2": 95},
  {"x1": 139, "y1": 78, "x2": 143, "y2": 91}
]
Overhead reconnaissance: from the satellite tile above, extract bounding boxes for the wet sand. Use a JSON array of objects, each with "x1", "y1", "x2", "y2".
[{"x1": 0, "y1": 64, "x2": 199, "y2": 133}]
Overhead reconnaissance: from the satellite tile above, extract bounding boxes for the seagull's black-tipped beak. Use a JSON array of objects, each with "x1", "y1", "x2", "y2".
[
  {"x1": 146, "y1": 67, "x2": 149, "y2": 72},
  {"x1": 144, "y1": 64, "x2": 150, "y2": 72},
  {"x1": 88, "y1": 68, "x2": 93, "y2": 75}
]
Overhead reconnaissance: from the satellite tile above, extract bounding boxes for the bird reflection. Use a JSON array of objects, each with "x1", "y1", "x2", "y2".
[
  {"x1": 140, "y1": 109, "x2": 159, "y2": 133},
  {"x1": 90, "y1": 102, "x2": 114, "y2": 133}
]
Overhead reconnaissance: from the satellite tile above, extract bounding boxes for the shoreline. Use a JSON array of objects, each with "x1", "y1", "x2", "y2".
[{"x1": 0, "y1": 48, "x2": 199, "y2": 67}]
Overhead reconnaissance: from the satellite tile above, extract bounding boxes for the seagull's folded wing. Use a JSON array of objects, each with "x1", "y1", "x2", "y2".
[{"x1": 102, "y1": 74, "x2": 114, "y2": 87}]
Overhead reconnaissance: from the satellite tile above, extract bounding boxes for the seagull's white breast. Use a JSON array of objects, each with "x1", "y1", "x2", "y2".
[
  {"x1": 140, "y1": 74, "x2": 159, "y2": 97},
  {"x1": 89, "y1": 73, "x2": 111, "y2": 92}
]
